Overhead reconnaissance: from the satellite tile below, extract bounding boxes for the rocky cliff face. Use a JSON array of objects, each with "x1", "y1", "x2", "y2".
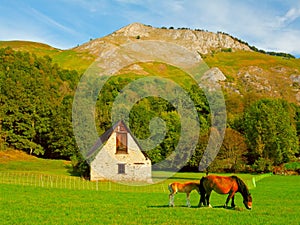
[{"x1": 76, "y1": 22, "x2": 251, "y2": 56}]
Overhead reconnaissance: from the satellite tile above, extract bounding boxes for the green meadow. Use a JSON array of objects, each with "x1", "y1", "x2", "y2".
[
  {"x1": 1, "y1": 175, "x2": 299, "y2": 225},
  {"x1": 0, "y1": 152, "x2": 299, "y2": 225}
]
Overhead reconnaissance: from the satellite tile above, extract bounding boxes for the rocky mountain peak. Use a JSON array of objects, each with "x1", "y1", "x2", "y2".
[
  {"x1": 114, "y1": 22, "x2": 153, "y2": 37},
  {"x1": 76, "y1": 23, "x2": 252, "y2": 56}
]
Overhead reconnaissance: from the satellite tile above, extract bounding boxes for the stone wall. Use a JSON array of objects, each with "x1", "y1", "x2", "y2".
[{"x1": 90, "y1": 132, "x2": 152, "y2": 182}]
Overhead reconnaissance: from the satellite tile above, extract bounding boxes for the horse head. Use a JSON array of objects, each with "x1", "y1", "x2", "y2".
[
  {"x1": 235, "y1": 176, "x2": 252, "y2": 210},
  {"x1": 243, "y1": 193, "x2": 252, "y2": 210}
]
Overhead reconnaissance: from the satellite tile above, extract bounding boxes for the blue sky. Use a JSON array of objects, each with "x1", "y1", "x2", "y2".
[{"x1": 1, "y1": 0, "x2": 300, "y2": 56}]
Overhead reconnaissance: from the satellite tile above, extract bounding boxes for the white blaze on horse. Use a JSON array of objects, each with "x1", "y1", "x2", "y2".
[{"x1": 168, "y1": 181, "x2": 200, "y2": 207}]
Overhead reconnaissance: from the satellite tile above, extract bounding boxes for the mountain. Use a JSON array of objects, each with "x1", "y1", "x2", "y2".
[
  {"x1": 2, "y1": 22, "x2": 300, "y2": 108},
  {"x1": 76, "y1": 23, "x2": 300, "y2": 108},
  {"x1": 75, "y1": 22, "x2": 251, "y2": 55}
]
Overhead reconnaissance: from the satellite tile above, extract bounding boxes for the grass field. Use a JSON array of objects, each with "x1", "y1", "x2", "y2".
[{"x1": 0, "y1": 151, "x2": 299, "y2": 225}]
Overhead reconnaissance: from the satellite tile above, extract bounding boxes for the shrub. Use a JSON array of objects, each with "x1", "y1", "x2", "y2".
[
  {"x1": 252, "y1": 158, "x2": 273, "y2": 173},
  {"x1": 284, "y1": 162, "x2": 300, "y2": 171}
]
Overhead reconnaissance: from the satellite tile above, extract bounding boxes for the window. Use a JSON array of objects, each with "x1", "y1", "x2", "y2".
[
  {"x1": 118, "y1": 164, "x2": 125, "y2": 174},
  {"x1": 116, "y1": 132, "x2": 127, "y2": 154},
  {"x1": 118, "y1": 123, "x2": 126, "y2": 132}
]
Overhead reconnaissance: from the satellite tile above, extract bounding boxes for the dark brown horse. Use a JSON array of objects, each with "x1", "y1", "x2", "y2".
[{"x1": 198, "y1": 175, "x2": 252, "y2": 210}]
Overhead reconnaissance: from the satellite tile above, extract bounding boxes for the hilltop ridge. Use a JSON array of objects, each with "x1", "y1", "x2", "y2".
[{"x1": 75, "y1": 22, "x2": 251, "y2": 56}]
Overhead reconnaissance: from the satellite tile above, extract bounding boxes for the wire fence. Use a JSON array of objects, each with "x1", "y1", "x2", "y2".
[
  {"x1": 0, "y1": 172, "x2": 169, "y2": 193},
  {"x1": 0, "y1": 171, "x2": 271, "y2": 193}
]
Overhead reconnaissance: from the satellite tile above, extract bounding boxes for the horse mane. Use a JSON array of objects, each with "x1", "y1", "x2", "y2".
[{"x1": 231, "y1": 176, "x2": 250, "y2": 197}]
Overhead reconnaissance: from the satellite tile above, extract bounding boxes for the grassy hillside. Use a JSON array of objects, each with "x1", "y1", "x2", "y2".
[
  {"x1": 0, "y1": 150, "x2": 72, "y2": 176},
  {"x1": 0, "y1": 41, "x2": 95, "y2": 73},
  {"x1": 115, "y1": 61, "x2": 200, "y2": 89},
  {"x1": 203, "y1": 51, "x2": 300, "y2": 77},
  {"x1": 2, "y1": 41, "x2": 299, "y2": 102},
  {"x1": 0, "y1": 40, "x2": 59, "y2": 54},
  {"x1": 203, "y1": 51, "x2": 300, "y2": 104}
]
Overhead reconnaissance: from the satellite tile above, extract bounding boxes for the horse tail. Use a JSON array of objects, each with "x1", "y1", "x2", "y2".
[{"x1": 168, "y1": 183, "x2": 178, "y2": 194}]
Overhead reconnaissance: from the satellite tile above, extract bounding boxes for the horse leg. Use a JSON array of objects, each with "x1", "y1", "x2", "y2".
[
  {"x1": 206, "y1": 191, "x2": 212, "y2": 208},
  {"x1": 231, "y1": 195, "x2": 236, "y2": 208},
  {"x1": 186, "y1": 193, "x2": 191, "y2": 207},
  {"x1": 225, "y1": 192, "x2": 235, "y2": 208},
  {"x1": 198, "y1": 186, "x2": 206, "y2": 207},
  {"x1": 198, "y1": 192, "x2": 206, "y2": 207},
  {"x1": 169, "y1": 193, "x2": 175, "y2": 207}
]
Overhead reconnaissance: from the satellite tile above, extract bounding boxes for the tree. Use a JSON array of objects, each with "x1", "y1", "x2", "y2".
[
  {"x1": 213, "y1": 128, "x2": 247, "y2": 172},
  {"x1": 243, "y1": 99, "x2": 299, "y2": 166},
  {"x1": 45, "y1": 96, "x2": 77, "y2": 158},
  {"x1": 0, "y1": 47, "x2": 80, "y2": 157}
]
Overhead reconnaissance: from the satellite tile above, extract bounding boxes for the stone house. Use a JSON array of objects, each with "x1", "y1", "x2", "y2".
[{"x1": 88, "y1": 120, "x2": 152, "y2": 182}]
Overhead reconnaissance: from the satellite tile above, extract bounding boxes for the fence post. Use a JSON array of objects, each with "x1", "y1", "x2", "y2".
[{"x1": 252, "y1": 177, "x2": 256, "y2": 188}]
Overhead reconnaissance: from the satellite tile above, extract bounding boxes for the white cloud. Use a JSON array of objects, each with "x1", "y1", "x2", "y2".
[
  {"x1": 257, "y1": 29, "x2": 300, "y2": 55},
  {"x1": 278, "y1": 7, "x2": 300, "y2": 27},
  {"x1": 29, "y1": 7, "x2": 77, "y2": 35}
]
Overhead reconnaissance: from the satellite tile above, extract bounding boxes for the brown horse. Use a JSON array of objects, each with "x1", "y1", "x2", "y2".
[
  {"x1": 168, "y1": 181, "x2": 200, "y2": 207},
  {"x1": 198, "y1": 175, "x2": 252, "y2": 210}
]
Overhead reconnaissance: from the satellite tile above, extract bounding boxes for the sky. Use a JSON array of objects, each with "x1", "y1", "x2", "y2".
[{"x1": 1, "y1": 0, "x2": 300, "y2": 57}]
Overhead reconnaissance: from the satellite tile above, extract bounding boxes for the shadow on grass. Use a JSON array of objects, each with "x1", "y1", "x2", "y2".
[
  {"x1": 147, "y1": 205, "x2": 200, "y2": 208},
  {"x1": 148, "y1": 204, "x2": 245, "y2": 211},
  {"x1": 152, "y1": 176, "x2": 200, "y2": 181},
  {"x1": 147, "y1": 205, "x2": 170, "y2": 208},
  {"x1": 64, "y1": 164, "x2": 81, "y2": 177},
  {"x1": 213, "y1": 205, "x2": 234, "y2": 209},
  {"x1": 212, "y1": 205, "x2": 245, "y2": 211}
]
